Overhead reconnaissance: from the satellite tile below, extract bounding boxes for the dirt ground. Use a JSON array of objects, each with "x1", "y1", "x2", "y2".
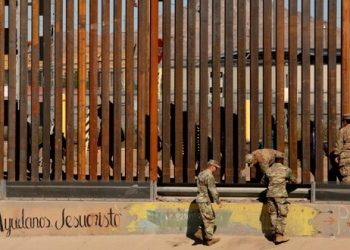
[{"x1": 0, "y1": 234, "x2": 349, "y2": 250}]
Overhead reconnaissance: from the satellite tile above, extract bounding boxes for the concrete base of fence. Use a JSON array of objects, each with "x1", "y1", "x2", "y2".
[{"x1": 0, "y1": 200, "x2": 349, "y2": 238}]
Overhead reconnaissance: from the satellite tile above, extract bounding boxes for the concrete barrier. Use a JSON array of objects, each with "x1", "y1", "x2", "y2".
[{"x1": 1, "y1": 200, "x2": 350, "y2": 238}]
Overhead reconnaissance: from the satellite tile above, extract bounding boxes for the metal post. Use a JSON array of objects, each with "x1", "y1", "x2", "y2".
[
  {"x1": 16, "y1": 0, "x2": 20, "y2": 101},
  {"x1": 342, "y1": 0, "x2": 350, "y2": 114},
  {"x1": 150, "y1": 0, "x2": 158, "y2": 181}
]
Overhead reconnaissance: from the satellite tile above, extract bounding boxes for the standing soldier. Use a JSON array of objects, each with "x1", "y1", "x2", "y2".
[
  {"x1": 194, "y1": 159, "x2": 223, "y2": 246},
  {"x1": 334, "y1": 113, "x2": 350, "y2": 183},
  {"x1": 261, "y1": 153, "x2": 298, "y2": 244},
  {"x1": 245, "y1": 149, "x2": 285, "y2": 181}
]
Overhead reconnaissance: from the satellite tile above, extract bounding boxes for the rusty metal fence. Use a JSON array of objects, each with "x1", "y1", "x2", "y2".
[{"x1": 0, "y1": 0, "x2": 349, "y2": 185}]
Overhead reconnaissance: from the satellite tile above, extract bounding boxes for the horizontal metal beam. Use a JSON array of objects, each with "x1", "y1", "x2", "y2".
[
  {"x1": 5, "y1": 181, "x2": 350, "y2": 203},
  {"x1": 5, "y1": 181, "x2": 152, "y2": 201},
  {"x1": 157, "y1": 184, "x2": 310, "y2": 199},
  {"x1": 312, "y1": 182, "x2": 350, "y2": 203},
  {"x1": 0, "y1": 180, "x2": 5, "y2": 199}
]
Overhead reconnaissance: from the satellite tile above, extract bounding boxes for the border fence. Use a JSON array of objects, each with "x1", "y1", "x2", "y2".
[{"x1": 0, "y1": 1, "x2": 350, "y2": 190}]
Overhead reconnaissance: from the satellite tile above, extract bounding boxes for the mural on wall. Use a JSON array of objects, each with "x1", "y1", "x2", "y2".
[
  {"x1": 2, "y1": 201, "x2": 350, "y2": 238},
  {"x1": 125, "y1": 202, "x2": 319, "y2": 236},
  {"x1": 0, "y1": 207, "x2": 121, "y2": 237}
]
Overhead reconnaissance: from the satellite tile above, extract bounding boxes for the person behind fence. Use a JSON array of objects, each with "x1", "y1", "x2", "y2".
[
  {"x1": 194, "y1": 159, "x2": 223, "y2": 246},
  {"x1": 260, "y1": 153, "x2": 298, "y2": 244},
  {"x1": 245, "y1": 149, "x2": 285, "y2": 181},
  {"x1": 334, "y1": 113, "x2": 350, "y2": 183}
]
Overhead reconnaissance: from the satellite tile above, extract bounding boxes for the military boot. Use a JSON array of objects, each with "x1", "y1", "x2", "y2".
[
  {"x1": 194, "y1": 227, "x2": 204, "y2": 240},
  {"x1": 206, "y1": 237, "x2": 220, "y2": 246},
  {"x1": 274, "y1": 234, "x2": 290, "y2": 244}
]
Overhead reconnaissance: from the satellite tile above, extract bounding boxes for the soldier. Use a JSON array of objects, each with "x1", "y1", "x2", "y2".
[
  {"x1": 334, "y1": 113, "x2": 350, "y2": 183},
  {"x1": 261, "y1": 153, "x2": 298, "y2": 244},
  {"x1": 245, "y1": 149, "x2": 285, "y2": 181},
  {"x1": 194, "y1": 159, "x2": 223, "y2": 246}
]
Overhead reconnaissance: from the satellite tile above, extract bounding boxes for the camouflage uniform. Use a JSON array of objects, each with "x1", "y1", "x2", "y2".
[
  {"x1": 196, "y1": 169, "x2": 221, "y2": 240},
  {"x1": 261, "y1": 162, "x2": 297, "y2": 236},
  {"x1": 334, "y1": 114, "x2": 350, "y2": 183},
  {"x1": 246, "y1": 149, "x2": 284, "y2": 174}
]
